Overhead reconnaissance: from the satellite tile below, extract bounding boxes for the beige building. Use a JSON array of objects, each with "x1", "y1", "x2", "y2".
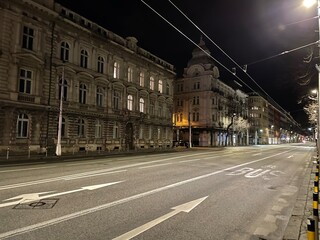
[
  {"x1": 173, "y1": 38, "x2": 248, "y2": 147},
  {"x1": 0, "y1": 0, "x2": 176, "y2": 155},
  {"x1": 248, "y1": 93, "x2": 301, "y2": 144}
]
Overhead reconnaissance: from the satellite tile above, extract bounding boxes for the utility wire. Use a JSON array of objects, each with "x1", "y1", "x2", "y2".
[
  {"x1": 140, "y1": 0, "x2": 256, "y2": 94},
  {"x1": 167, "y1": 0, "x2": 291, "y2": 116},
  {"x1": 246, "y1": 41, "x2": 318, "y2": 66}
]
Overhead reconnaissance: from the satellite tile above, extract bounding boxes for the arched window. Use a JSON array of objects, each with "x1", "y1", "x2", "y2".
[
  {"x1": 158, "y1": 80, "x2": 163, "y2": 93},
  {"x1": 77, "y1": 118, "x2": 85, "y2": 137},
  {"x1": 96, "y1": 87, "x2": 103, "y2": 107},
  {"x1": 97, "y1": 56, "x2": 104, "y2": 73},
  {"x1": 150, "y1": 76, "x2": 155, "y2": 90},
  {"x1": 79, "y1": 83, "x2": 87, "y2": 104},
  {"x1": 17, "y1": 113, "x2": 29, "y2": 138},
  {"x1": 60, "y1": 42, "x2": 69, "y2": 61},
  {"x1": 95, "y1": 119, "x2": 102, "y2": 138},
  {"x1": 113, "y1": 61, "x2": 120, "y2": 79},
  {"x1": 139, "y1": 98, "x2": 145, "y2": 113},
  {"x1": 127, "y1": 94, "x2": 133, "y2": 111},
  {"x1": 80, "y1": 49, "x2": 88, "y2": 68},
  {"x1": 139, "y1": 72, "x2": 144, "y2": 87},
  {"x1": 128, "y1": 67, "x2": 133, "y2": 82},
  {"x1": 59, "y1": 79, "x2": 68, "y2": 101}
]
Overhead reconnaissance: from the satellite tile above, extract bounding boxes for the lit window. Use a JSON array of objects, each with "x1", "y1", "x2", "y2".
[
  {"x1": 128, "y1": 67, "x2": 133, "y2": 82},
  {"x1": 127, "y1": 95, "x2": 133, "y2": 111},
  {"x1": 150, "y1": 77, "x2": 155, "y2": 90},
  {"x1": 139, "y1": 72, "x2": 144, "y2": 87},
  {"x1": 113, "y1": 61, "x2": 120, "y2": 79},
  {"x1": 158, "y1": 80, "x2": 163, "y2": 93},
  {"x1": 139, "y1": 98, "x2": 144, "y2": 113}
]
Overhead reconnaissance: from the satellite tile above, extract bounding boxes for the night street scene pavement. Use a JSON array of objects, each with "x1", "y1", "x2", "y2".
[{"x1": 0, "y1": 143, "x2": 316, "y2": 240}]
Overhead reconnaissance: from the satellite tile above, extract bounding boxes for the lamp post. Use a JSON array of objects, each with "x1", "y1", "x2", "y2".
[
  {"x1": 303, "y1": 0, "x2": 320, "y2": 156},
  {"x1": 55, "y1": 66, "x2": 64, "y2": 156}
]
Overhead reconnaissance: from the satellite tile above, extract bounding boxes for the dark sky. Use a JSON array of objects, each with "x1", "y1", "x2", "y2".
[{"x1": 55, "y1": 0, "x2": 319, "y2": 128}]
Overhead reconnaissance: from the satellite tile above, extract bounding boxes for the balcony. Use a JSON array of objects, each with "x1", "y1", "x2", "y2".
[{"x1": 18, "y1": 94, "x2": 35, "y2": 103}]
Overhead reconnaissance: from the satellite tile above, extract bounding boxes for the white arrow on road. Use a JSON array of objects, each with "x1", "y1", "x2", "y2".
[
  {"x1": 113, "y1": 196, "x2": 208, "y2": 240},
  {"x1": 0, "y1": 181, "x2": 123, "y2": 208}
]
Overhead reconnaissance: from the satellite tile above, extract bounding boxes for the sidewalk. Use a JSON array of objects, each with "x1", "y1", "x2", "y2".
[{"x1": 283, "y1": 153, "x2": 316, "y2": 239}]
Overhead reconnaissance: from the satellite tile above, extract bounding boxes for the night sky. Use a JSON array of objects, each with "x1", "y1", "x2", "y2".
[{"x1": 55, "y1": 0, "x2": 319, "y2": 128}]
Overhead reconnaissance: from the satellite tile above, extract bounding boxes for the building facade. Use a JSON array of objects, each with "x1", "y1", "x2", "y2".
[
  {"x1": 173, "y1": 38, "x2": 249, "y2": 147},
  {"x1": 248, "y1": 93, "x2": 301, "y2": 144},
  {"x1": 0, "y1": 0, "x2": 176, "y2": 155}
]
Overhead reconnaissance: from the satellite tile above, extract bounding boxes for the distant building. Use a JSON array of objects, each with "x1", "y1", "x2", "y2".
[
  {"x1": 173, "y1": 37, "x2": 249, "y2": 147},
  {"x1": 0, "y1": 0, "x2": 176, "y2": 155},
  {"x1": 248, "y1": 92, "x2": 301, "y2": 144}
]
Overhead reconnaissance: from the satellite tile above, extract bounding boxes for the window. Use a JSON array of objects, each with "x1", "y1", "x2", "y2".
[
  {"x1": 139, "y1": 126, "x2": 144, "y2": 139},
  {"x1": 95, "y1": 119, "x2": 102, "y2": 138},
  {"x1": 149, "y1": 102, "x2": 154, "y2": 115},
  {"x1": 166, "y1": 83, "x2": 170, "y2": 95},
  {"x1": 128, "y1": 67, "x2": 133, "y2": 82},
  {"x1": 113, "y1": 90, "x2": 121, "y2": 109},
  {"x1": 22, "y1": 26, "x2": 34, "y2": 50},
  {"x1": 193, "y1": 82, "x2": 200, "y2": 89},
  {"x1": 158, "y1": 80, "x2": 163, "y2": 93},
  {"x1": 19, "y1": 69, "x2": 32, "y2": 94},
  {"x1": 158, "y1": 106, "x2": 162, "y2": 117},
  {"x1": 139, "y1": 72, "x2": 144, "y2": 87},
  {"x1": 97, "y1": 56, "x2": 104, "y2": 74},
  {"x1": 139, "y1": 98, "x2": 144, "y2": 113},
  {"x1": 179, "y1": 113, "x2": 183, "y2": 122},
  {"x1": 79, "y1": 83, "x2": 87, "y2": 104},
  {"x1": 192, "y1": 112, "x2": 200, "y2": 121},
  {"x1": 150, "y1": 76, "x2": 155, "y2": 90},
  {"x1": 113, "y1": 123, "x2": 119, "y2": 139},
  {"x1": 60, "y1": 42, "x2": 69, "y2": 61},
  {"x1": 96, "y1": 87, "x2": 103, "y2": 107},
  {"x1": 17, "y1": 113, "x2": 29, "y2": 138},
  {"x1": 193, "y1": 96, "x2": 200, "y2": 105},
  {"x1": 77, "y1": 118, "x2": 85, "y2": 137},
  {"x1": 113, "y1": 61, "x2": 120, "y2": 79},
  {"x1": 59, "y1": 79, "x2": 68, "y2": 101},
  {"x1": 127, "y1": 95, "x2": 133, "y2": 111},
  {"x1": 80, "y1": 49, "x2": 88, "y2": 68},
  {"x1": 157, "y1": 127, "x2": 161, "y2": 139}
]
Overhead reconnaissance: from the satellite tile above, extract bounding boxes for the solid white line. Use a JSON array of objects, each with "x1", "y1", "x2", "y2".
[
  {"x1": 64, "y1": 170, "x2": 127, "y2": 180},
  {"x1": 0, "y1": 166, "x2": 56, "y2": 173},
  {"x1": 0, "y1": 152, "x2": 219, "y2": 191},
  {"x1": 179, "y1": 159, "x2": 201, "y2": 163},
  {"x1": 0, "y1": 150, "x2": 290, "y2": 239},
  {"x1": 252, "y1": 153, "x2": 261, "y2": 156},
  {"x1": 139, "y1": 163, "x2": 174, "y2": 169}
]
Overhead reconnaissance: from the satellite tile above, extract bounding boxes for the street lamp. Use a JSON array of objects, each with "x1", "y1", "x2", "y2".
[
  {"x1": 55, "y1": 66, "x2": 64, "y2": 156},
  {"x1": 303, "y1": 0, "x2": 320, "y2": 153}
]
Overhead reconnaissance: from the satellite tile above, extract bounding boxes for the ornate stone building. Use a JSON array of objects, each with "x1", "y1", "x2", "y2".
[
  {"x1": 0, "y1": 0, "x2": 176, "y2": 154},
  {"x1": 173, "y1": 38, "x2": 248, "y2": 147}
]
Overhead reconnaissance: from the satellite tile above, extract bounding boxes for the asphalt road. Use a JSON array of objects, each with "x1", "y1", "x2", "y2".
[{"x1": 0, "y1": 143, "x2": 314, "y2": 240}]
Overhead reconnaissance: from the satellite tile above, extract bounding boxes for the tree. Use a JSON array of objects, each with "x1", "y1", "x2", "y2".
[
  {"x1": 232, "y1": 117, "x2": 250, "y2": 146},
  {"x1": 304, "y1": 102, "x2": 318, "y2": 124}
]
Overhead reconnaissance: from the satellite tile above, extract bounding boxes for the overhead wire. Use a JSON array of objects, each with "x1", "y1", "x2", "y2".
[
  {"x1": 140, "y1": 0, "x2": 256, "y2": 94},
  {"x1": 167, "y1": 0, "x2": 293, "y2": 115}
]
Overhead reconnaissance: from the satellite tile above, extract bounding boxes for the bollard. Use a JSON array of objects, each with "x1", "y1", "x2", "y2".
[
  {"x1": 45, "y1": 147, "x2": 48, "y2": 157},
  {"x1": 307, "y1": 218, "x2": 315, "y2": 240},
  {"x1": 28, "y1": 146, "x2": 30, "y2": 158},
  {"x1": 315, "y1": 181, "x2": 319, "y2": 193},
  {"x1": 72, "y1": 145, "x2": 75, "y2": 155},
  {"x1": 6, "y1": 147, "x2": 9, "y2": 160},
  {"x1": 316, "y1": 172, "x2": 319, "y2": 182},
  {"x1": 314, "y1": 192, "x2": 319, "y2": 240}
]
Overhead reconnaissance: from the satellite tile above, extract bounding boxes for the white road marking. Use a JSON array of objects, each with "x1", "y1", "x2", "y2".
[
  {"x1": 287, "y1": 155, "x2": 293, "y2": 158},
  {"x1": 139, "y1": 163, "x2": 174, "y2": 169},
  {"x1": 113, "y1": 197, "x2": 207, "y2": 240},
  {"x1": 179, "y1": 159, "x2": 201, "y2": 163},
  {"x1": 0, "y1": 182, "x2": 122, "y2": 208},
  {"x1": 0, "y1": 166, "x2": 56, "y2": 173},
  {"x1": 0, "y1": 150, "x2": 290, "y2": 239},
  {"x1": 252, "y1": 153, "x2": 261, "y2": 156}
]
